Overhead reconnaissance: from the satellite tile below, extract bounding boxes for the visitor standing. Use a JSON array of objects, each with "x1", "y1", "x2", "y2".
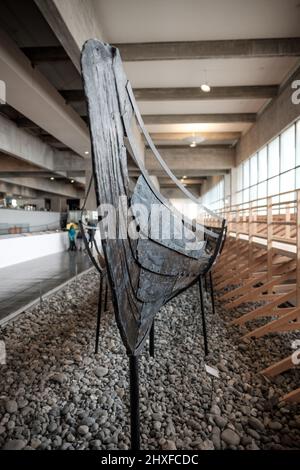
[{"x1": 68, "y1": 224, "x2": 77, "y2": 251}]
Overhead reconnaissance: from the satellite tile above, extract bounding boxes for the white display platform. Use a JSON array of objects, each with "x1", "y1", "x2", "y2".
[{"x1": 0, "y1": 231, "x2": 69, "y2": 269}]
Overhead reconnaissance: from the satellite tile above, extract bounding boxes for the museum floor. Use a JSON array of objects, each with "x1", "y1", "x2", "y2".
[
  {"x1": 0, "y1": 252, "x2": 92, "y2": 323},
  {"x1": 0, "y1": 269, "x2": 299, "y2": 450}
]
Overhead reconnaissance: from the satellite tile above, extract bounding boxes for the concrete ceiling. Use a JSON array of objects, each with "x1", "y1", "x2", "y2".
[
  {"x1": 0, "y1": 0, "x2": 299, "y2": 196},
  {"x1": 92, "y1": 0, "x2": 300, "y2": 138},
  {"x1": 124, "y1": 57, "x2": 299, "y2": 88},
  {"x1": 93, "y1": 0, "x2": 300, "y2": 42}
]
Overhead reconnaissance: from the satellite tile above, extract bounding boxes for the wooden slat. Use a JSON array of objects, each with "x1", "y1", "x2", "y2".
[
  {"x1": 220, "y1": 272, "x2": 267, "y2": 301},
  {"x1": 261, "y1": 355, "x2": 294, "y2": 377},
  {"x1": 281, "y1": 387, "x2": 300, "y2": 403},
  {"x1": 224, "y1": 264, "x2": 295, "y2": 309},
  {"x1": 243, "y1": 306, "x2": 300, "y2": 339}
]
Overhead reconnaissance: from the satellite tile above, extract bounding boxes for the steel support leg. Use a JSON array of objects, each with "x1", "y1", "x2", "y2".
[
  {"x1": 149, "y1": 320, "x2": 155, "y2": 358},
  {"x1": 95, "y1": 275, "x2": 103, "y2": 354},
  {"x1": 199, "y1": 276, "x2": 208, "y2": 356},
  {"x1": 210, "y1": 271, "x2": 216, "y2": 316},
  {"x1": 129, "y1": 355, "x2": 140, "y2": 450}
]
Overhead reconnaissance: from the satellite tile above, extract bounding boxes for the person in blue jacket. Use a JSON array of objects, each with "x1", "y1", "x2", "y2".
[{"x1": 68, "y1": 224, "x2": 77, "y2": 251}]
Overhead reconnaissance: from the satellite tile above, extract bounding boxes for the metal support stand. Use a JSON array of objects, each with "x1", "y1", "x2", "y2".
[
  {"x1": 95, "y1": 275, "x2": 103, "y2": 354},
  {"x1": 199, "y1": 276, "x2": 208, "y2": 356},
  {"x1": 129, "y1": 355, "x2": 140, "y2": 450},
  {"x1": 149, "y1": 320, "x2": 155, "y2": 357},
  {"x1": 209, "y1": 271, "x2": 216, "y2": 316},
  {"x1": 104, "y1": 279, "x2": 108, "y2": 311}
]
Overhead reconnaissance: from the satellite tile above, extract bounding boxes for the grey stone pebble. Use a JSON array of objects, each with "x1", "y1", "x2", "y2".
[
  {"x1": 0, "y1": 271, "x2": 298, "y2": 451},
  {"x1": 161, "y1": 439, "x2": 177, "y2": 450},
  {"x1": 213, "y1": 415, "x2": 227, "y2": 429},
  {"x1": 221, "y1": 428, "x2": 240, "y2": 446},
  {"x1": 268, "y1": 421, "x2": 283, "y2": 431},
  {"x1": 78, "y1": 425, "x2": 89, "y2": 436},
  {"x1": 94, "y1": 367, "x2": 108, "y2": 378},
  {"x1": 2, "y1": 439, "x2": 26, "y2": 450},
  {"x1": 49, "y1": 373, "x2": 66, "y2": 385},
  {"x1": 5, "y1": 400, "x2": 18, "y2": 414},
  {"x1": 248, "y1": 416, "x2": 265, "y2": 432}
]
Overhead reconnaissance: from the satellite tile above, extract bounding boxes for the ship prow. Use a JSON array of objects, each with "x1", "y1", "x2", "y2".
[{"x1": 81, "y1": 39, "x2": 226, "y2": 355}]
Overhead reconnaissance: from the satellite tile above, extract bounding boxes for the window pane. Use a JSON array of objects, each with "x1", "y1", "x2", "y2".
[
  {"x1": 296, "y1": 167, "x2": 300, "y2": 189},
  {"x1": 280, "y1": 169, "x2": 295, "y2": 193},
  {"x1": 243, "y1": 188, "x2": 249, "y2": 203},
  {"x1": 258, "y1": 147, "x2": 267, "y2": 182},
  {"x1": 258, "y1": 181, "x2": 267, "y2": 199},
  {"x1": 237, "y1": 164, "x2": 243, "y2": 191},
  {"x1": 296, "y1": 120, "x2": 300, "y2": 167},
  {"x1": 243, "y1": 160, "x2": 250, "y2": 188},
  {"x1": 281, "y1": 125, "x2": 295, "y2": 172},
  {"x1": 250, "y1": 185, "x2": 257, "y2": 201},
  {"x1": 250, "y1": 154, "x2": 258, "y2": 185},
  {"x1": 236, "y1": 192, "x2": 242, "y2": 205},
  {"x1": 268, "y1": 176, "x2": 279, "y2": 196},
  {"x1": 268, "y1": 137, "x2": 280, "y2": 177},
  {"x1": 219, "y1": 179, "x2": 224, "y2": 200}
]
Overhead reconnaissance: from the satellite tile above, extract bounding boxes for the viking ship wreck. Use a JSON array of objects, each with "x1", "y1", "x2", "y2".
[{"x1": 81, "y1": 40, "x2": 226, "y2": 449}]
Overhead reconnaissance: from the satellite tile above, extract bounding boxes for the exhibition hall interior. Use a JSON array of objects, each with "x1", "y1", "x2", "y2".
[{"x1": 0, "y1": 0, "x2": 299, "y2": 452}]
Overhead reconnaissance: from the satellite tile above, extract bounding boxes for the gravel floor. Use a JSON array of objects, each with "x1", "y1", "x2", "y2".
[{"x1": 0, "y1": 269, "x2": 299, "y2": 450}]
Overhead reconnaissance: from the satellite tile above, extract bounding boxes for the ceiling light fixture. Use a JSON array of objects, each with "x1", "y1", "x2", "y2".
[
  {"x1": 70, "y1": 179, "x2": 75, "y2": 184},
  {"x1": 200, "y1": 69, "x2": 211, "y2": 93},
  {"x1": 50, "y1": 176, "x2": 55, "y2": 181},
  {"x1": 85, "y1": 151, "x2": 89, "y2": 155},
  {"x1": 200, "y1": 83, "x2": 211, "y2": 92}
]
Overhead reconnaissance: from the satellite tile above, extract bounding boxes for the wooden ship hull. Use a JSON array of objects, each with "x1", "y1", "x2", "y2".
[{"x1": 81, "y1": 40, "x2": 226, "y2": 356}]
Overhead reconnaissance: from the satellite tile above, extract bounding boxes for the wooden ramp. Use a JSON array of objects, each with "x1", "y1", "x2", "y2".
[{"x1": 209, "y1": 190, "x2": 300, "y2": 403}]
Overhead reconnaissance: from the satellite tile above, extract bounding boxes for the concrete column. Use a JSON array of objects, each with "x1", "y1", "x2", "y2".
[
  {"x1": 35, "y1": 0, "x2": 104, "y2": 71},
  {"x1": 50, "y1": 197, "x2": 62, "y2": 212}
]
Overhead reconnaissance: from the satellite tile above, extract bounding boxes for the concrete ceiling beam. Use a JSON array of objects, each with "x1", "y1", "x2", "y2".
[
  {"x1": 60, "y1": 86, "x2": 277, "y2": 103},
  {"x1": 143, "y1": 113, "x2": 257, "y2": 124},
  {"x1": 149, "y1": 131, "x2": 241, "y2": 142},
  {"x1": 19, "y1": 38, "x2": 300, "y2": 63},
  {"x1": 0, "y1": 176, "x2": 84, "y2": 199},
  {"x1": 0, "y1": 28, "x2": 89, "y2": 157},
  {"x1": 145, "y1": 146, "x2": 235, "y2": 174},
  {"x1": 0, "y1": 115, "x2": 84, "y2": 185},
  {"x1": 116, "y1": 38, "x2": 300, "y2": 61}
]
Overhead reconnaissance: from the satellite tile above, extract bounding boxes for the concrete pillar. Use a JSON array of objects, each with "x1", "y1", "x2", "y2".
[
  {"x1": 35, "y1": 0, "x2": 104, "y2": 72},
  {"x1": 50, "y1": 197, "x2": 62, "y2": 212}
]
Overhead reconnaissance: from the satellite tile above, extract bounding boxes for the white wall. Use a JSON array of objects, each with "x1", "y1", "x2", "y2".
[
  {"x1": 0, "y1": 232, "x2": 69, "y2": 268},
  {"x1": 0, "y1": 209, "x2": 61, "y2": 231}
]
